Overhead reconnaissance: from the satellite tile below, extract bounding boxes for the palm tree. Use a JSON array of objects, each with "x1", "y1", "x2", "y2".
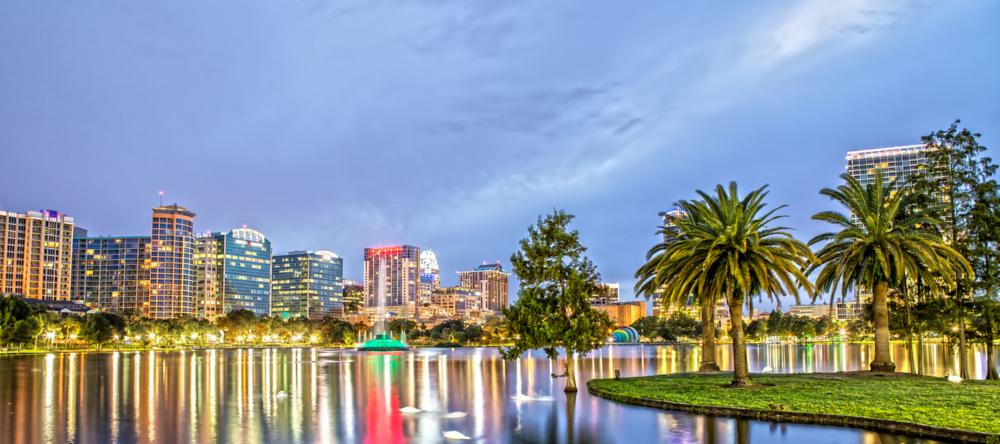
[
  {"x1": 636, "y1": 220, "x2": 720, "y2": 372},
  {"x1": 636, "y1": 183, "x2": 814, "y2": 387},
  {"x1": 809, "y1": 173, "x2": 971, "y2": 372}
]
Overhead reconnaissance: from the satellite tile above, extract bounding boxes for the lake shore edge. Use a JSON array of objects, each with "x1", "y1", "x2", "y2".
[{"x1": 587, "y1": 372, "x2": 999, "y2": 444}]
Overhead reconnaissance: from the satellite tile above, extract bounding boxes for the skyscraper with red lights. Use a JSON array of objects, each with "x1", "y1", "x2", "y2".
[{"x1": 363, "y1": 245, "x2": 420, "y2": 318}]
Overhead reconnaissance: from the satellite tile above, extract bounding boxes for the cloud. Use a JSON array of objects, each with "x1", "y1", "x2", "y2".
[{"x1": 406, "y1": 0, "x2": 921, "y2": 236}]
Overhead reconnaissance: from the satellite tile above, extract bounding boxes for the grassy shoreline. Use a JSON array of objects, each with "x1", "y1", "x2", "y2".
[{"x1": 588, "y1": 372, "x2": 1000, "y2": 443}]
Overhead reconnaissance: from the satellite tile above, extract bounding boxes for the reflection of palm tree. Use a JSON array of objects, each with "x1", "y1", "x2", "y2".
[{"x1": 809, "y1": 173, "x2": 970, "y2": 372}]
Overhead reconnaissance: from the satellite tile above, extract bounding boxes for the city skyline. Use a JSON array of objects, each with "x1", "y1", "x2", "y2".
[{"x1": 1, "y1": 2, "x2": 998, "y2": 309}]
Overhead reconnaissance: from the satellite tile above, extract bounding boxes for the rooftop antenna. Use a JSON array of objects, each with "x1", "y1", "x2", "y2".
[{"x1": 158, "y1": 190, "x2": 164, "y2": 206}]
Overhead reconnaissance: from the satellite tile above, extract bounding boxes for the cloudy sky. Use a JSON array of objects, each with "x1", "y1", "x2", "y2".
[{"x1": 1, "y1": 1, "x2": 998, "y2": 308}]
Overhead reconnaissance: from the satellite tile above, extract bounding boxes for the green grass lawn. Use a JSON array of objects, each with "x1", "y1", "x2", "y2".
[{"x1": 588, "y1": 372, "x2": 1000, "y2": 436}]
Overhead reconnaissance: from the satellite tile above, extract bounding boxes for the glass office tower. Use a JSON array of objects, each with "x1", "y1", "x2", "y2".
[
  {"x1": 271, "y1": 250, "x2": 343, "y2": 320},
  {"x1": 846, "y1": 144, "x2": 929, "y2": 191},
  {"x1": 195, "y1": 227, "x2": 272, "y2": 318}
]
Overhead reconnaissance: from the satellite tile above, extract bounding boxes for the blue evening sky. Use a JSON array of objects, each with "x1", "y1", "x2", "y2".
[{"x1": 1, "y1": 1, "x2": 998, "y2": 309}]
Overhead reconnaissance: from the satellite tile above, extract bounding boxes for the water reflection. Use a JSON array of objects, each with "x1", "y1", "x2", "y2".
[{"x1": 0, "y1": 343, "x2": 994, "y2": 443}]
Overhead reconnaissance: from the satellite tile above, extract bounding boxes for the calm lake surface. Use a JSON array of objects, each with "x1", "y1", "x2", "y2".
[{"x1": 1, "y1": 343, "x2": 995, "y2": 443}]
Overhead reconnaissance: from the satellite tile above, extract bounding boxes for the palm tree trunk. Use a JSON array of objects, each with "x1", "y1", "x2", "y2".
[
  {"x1": 699, "y1": 298, "x2": 720, "y2": 371},
  {"x1": 916, "y1": 278, "x2": 925, "y2": 376},
  {"x1": 916, "y1": 332, "x2": 925, "y2": 375},
  {"x1": 564, "y1": 352, "x2": 578, "y2": 392},
  {"x1": 986, "y1": 312, "x2": 998, "y2": 380},
  {"x1": 903, "y1": 283, "x2": 916, "y2": 374},
  {"x1": 958, "y1": 291, "x2": 970, "y2": 379},
  {"x1": 871, "y1": 281, "x2": 895, "y2": 372},
  {"x1": 728, "y1": 295, "x2": 752, "y2": 387}
]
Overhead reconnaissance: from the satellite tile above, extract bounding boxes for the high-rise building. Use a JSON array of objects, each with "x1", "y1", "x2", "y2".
[
  {"x1": 846, "y1": 144, "x2": 929, "y2": 191},
  {"x1": 418, "y1": 249, "x2": 441, "y2": 307},
  {"x1": 363, "y1": 245, "x2": 420, "y2": 317},
  {"x1": 148, "y1": 204, "x2": 196, "y2": 319},
  {"x1": 272, "y1": 250, "x2": 343, "y2": 320},
  {"x1": 72, "y1": 234, "x2": 151, "y2": 313},
  {"x1": 457, "y1": 262, "x2": 510, "y2": 313},
  {"x1": 342, "y1": 279, "x2": 364, "y2": 315},
  {"x1": 650, "y1": 208, "x2": 687, "y2": 316},
  {"x1": 0, "y1": 209, "x2": 75, "y2": 300},
  {"x1": 195, "y1": 227, "x2": 272, "y2": 318},
  {"x1": 590, "y1": 282, "x2": 620, "y2": 305},
  {"x1": 846, "y1": 144, "x2": 941, "y2": 303},
  {"x1": 659, "y1": 209, "x2": 686, "y2": 243}
]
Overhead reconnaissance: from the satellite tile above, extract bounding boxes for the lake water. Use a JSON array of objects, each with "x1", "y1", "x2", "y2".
[{"x1": 0, "y1": 343, "x2": 994, "y2": 443}]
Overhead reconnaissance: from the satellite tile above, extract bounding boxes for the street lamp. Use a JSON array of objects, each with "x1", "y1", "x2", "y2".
[{"x1": 46, "y1": 331, "x2": 56, "y2": 348}]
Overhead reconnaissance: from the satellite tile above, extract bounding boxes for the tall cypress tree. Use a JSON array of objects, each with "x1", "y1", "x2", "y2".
[
  {"x1": 501, "y1": 210, "x2": 613, "y2": 393},
  {"x1": 907, "y1": 120, "x2": 994, "y2": 378}
]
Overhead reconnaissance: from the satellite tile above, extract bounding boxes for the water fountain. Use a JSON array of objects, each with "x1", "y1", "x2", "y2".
[{"x1": 357, "y1": 260, "x2": 409, "y2": 351}]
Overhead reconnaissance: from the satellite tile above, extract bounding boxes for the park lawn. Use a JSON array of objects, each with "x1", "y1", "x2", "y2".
[{"x1": 588, "y1": 372, "x2": 1000, "y2": 435}]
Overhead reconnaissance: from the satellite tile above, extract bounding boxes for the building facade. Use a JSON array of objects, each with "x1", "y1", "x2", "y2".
[
  {"x1": 418, "y1": 249, "x2": 441, "y2": 308},
  {"x1": 148, "y1": 204, "x2": 196, "y2": 319},
  {"x1": 590, "y1": 282, "x2": 620, "y2": 305},
  {"x1": 342, "y1": 279, "x2": 364, "y2": 315},
  {"x1": 429, "y1": 286, "x2": 481, "y2": 319},
  {"x1": 787, "y1": 301, "x2": 864, "y2": 322},
  {"x1": 195, "y1": 227, "x2": 272, "y2": 318},
  {"x1": 363, "y1": 245, "x2": 420, "y2": 317},
  {"x1": 457, "y1": 262, "x2": 510, "y2": 313},
  {"x1": 0, "y1": 209, "x2": 75, "y2": 300},
  {"x1": 659, "y1": 209, "x2": 687, "y2": 243},
  {"x1": 593, "y1": 301, "x2": 647, "y2": 326},
  {"x1": 272, "y1": 250, "x2": 343, "y2": 320},
  {"x1": 846, "y1": 144, "x2": 929, "y2": 191},
  {"x1": 72, "y1": 235, "x2": 151, "y2": 313}
]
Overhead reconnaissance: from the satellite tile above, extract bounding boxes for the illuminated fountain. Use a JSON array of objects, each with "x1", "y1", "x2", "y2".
[{"x1": 357, "y1": 259, "x2": 409, "y2": 351}]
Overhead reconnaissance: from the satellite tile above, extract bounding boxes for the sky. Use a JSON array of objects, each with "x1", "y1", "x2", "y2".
[{"x1": 1, "y1": 1, "x2": 998, "y2": 310}]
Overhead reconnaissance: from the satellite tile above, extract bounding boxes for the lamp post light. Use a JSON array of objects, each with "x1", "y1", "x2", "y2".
[{"x1": 46, "y1": 331, "x2": 56, "y2": 348}]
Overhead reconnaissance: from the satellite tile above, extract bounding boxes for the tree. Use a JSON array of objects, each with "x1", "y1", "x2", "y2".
[
  {"x1": 746, "y1": 319, "x2": 768, "y2": 340},
  {"x1": 217, "y1": 309, "x2": 257, "y2": 340},
  {"x1": 630, "y1": 317, "x2": 662, "y2": 340},
  {"x1": 665, "y1": 312, "x2": 700, "y2": 339},
  {"x1": 655, "y1": 323, "x2": 677, "y2": 342},
  {"x1": 641, "y1": 183, "x2": 814, "y2": 387},
  {"x1": 80, "y1": 313, "x2": 125, "y2": 348},
  {"x1": 810, "y1": 172, "x2": 970, "y2": 372},
  {"x1": 815, "y1": 316, "x2": 834, "y2": 337},
  {"x1": 3, "y1": 315, "x2": 43, "y2": 346},
  {"x1": 968, "y1": 157, "x2": 1000, "y2": 379},
  {"x1": 637, "y1": 221, "x2": 720, "y2": 371},
  {"x1": 907, "y1": 120, "x2": 994, "y2": 378},
  {"x1": 388, "y1": 319, "x2": 418, "y2": 336},
  {"x1": 501, "y1": 210, "x2": 613, "y2": 393},
  {"x1": 319, "y1": 318, "x2": 356, "y2": 345},
  {"x1": 0, "y1": 296, "x2": 44, "y2": 345}
]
